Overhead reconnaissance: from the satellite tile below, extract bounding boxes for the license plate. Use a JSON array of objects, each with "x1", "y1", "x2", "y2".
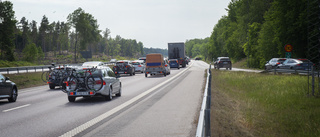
[
  {"x1": 118, "y1": 72, "x2": 124, "y2": 74},
  {"x1": 75, "y1": 92, "x2": 89, "y2": 95},
  {"x1": 223, "y1": 62, "x2": 228, "y2": 64}
]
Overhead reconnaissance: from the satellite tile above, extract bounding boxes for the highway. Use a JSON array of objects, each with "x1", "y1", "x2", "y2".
[{"x1": 0, "y1": 60, "x2": 209, "y2": 137}]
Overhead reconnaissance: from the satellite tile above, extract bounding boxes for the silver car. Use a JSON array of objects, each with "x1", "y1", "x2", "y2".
[
  {"x1": 65, "y1": 66, "x2": 121, "y2": 102},
  {"x1": 131, "y1": 60, "x2": 145, "y2": 73}
]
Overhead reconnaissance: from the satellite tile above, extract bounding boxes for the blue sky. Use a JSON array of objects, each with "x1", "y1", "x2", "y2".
[{"x1": 10, "y1": 0, "x2": 230, "y2": 49}]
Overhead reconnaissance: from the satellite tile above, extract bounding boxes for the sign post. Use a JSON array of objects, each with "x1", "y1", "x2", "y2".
[{"x1": 284, "y1": 44, "x2": 293, "y2": 58}]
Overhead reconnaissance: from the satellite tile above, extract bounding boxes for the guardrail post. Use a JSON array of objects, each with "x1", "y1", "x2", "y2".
[
  {"x1": 35, "y1": 67, "x2": 36, "y2": 72},
  {"x1": 312, "y1": 65, "x2": 315, "y2": 96},
  {"x1": 17, "y1": 68, "x2": 19, "y2": 74},
  {"x1": 26, "y1": 68, "x2": 28, "y2": 73},
  {"x1": 7, "y1": 69, "x2": 9, "y2": 74}
]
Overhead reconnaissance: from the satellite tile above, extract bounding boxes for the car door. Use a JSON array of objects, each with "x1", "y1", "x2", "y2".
[
  {"x1": 0, "y1": 74, "x2": 10, "y2": 97},
  {"x1": 107, "y1": 69, "x2": 120, "y2": 92}
]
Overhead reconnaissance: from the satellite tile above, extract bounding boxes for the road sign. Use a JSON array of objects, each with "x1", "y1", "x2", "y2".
[
  {"x1": 285, "y1": 52, "x2": 291, "y2": 58},
  {"x1": 284, "y1": 44, "x2": 293, "y2": 52}
]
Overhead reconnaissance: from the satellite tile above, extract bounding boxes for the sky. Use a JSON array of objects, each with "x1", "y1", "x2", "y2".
[{"x1": 9, "y1": 0, "x2": 230, "y2": 49}]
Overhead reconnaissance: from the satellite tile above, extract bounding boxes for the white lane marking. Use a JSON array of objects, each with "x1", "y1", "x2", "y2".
[
  {"x1": 60, "y1": 62, "x2": 194, "y2": 137},
  {"x1": 3, "y1": 104, "x2": 31, "y2": 112}
]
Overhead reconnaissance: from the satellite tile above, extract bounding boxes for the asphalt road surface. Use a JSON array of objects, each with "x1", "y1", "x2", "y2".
[{"x1": 0, "y1": 60, "x2": 210, "y2": 137}]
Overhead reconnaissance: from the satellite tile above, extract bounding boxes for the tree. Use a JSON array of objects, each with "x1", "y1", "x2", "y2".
[
  {"x1": 22, "y1": 43, "x2": 38, "y2": 62},
  {"x1": 0, "y1": 1, "x2": 17, "y2": 61}
]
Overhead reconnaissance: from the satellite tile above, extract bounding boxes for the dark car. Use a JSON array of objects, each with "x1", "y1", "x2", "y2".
[
  {"x1": 0, "y1": 73, "x2": 18, "y2": 102},
  {"x1": 113, "y1": 60, "x2": 135, "y2": 76},
  {"x1": 168, "y1": 59, "x2": 180, "y2": 69},
  {"x1": 278, "y1": 58, "x2": 314, "y2": 70},
  {"x1": 265, "y1": 58, "x2": 287, "y2": 70},
  {"x1": 214, "y1": 57, "x2": 232, "y2": 70}
]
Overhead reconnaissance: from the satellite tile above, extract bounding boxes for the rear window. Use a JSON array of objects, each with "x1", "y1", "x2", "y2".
[
  {"x1": 220, "y1": 58, "x2": 230, "y2": 61},
  {"x1": 116, "y1": 62, "x2": 128, "y2": 65},
  {"x1": 169, "y1": 59, "x2": 177, "y2": 61},
  {"x1": 132, "y1": 62, "x2": 140, "y2": 65}
]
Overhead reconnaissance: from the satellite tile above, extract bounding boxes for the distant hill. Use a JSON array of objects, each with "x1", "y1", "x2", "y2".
[{"x1": 143, "y1": 47, "x2": 168, "y2": 57}]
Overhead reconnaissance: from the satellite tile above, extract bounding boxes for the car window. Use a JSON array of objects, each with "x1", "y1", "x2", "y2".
[
  {"x1": 0, "y1": 74, "x2": 4, "y2": 82},
  {"x1": 220, "y1": 58, "x2": 230, "y2": 61},
  {"x1": 132, "y1": 62, "x2": 140, "y2": 65},
  {"x1": 107, "y1": 70, "x2": 116, "y2": 77}
]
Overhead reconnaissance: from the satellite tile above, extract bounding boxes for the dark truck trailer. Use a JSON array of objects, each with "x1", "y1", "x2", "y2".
[{"x1": 168, "y1": 42, "x2": 187, "y2": 68}]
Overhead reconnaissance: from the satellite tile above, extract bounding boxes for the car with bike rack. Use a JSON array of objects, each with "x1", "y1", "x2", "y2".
[{"x1": 61, "y1": 66, "x2": 121, "y2": 102}]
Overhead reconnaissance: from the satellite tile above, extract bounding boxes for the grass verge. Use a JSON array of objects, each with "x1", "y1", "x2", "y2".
[
  {"x1": 4, "y1": 72, "x2": 47, "y2": 89},
  {"x1": 211, "y1": 70, "x2": 320, "y2": 136}
]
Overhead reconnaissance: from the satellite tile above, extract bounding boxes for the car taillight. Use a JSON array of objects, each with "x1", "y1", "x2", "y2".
[
  {"x1": 218, "y1": 61, "x2": 221, "y2": 63},
  {"x1": 103, "y1": 80, "x2": 106, "y2": 85},
  {"x1": 64, "y1": 81, "x2": 69, "y2": 86},
  {"x1": 276, "y1": 62, "x2": 280, "y2": 65},
  {"x1": 176, "y1": 61, "x2": 178, "y2": 63},
  {"x1": 297, "y1": 64, "x2": 301, "y2": 66},
  {"x1": 165, "y1": 64, "x2": 168, "y2": 67},
  {"x1": 138, "y1": 65, "x2": 142, "y2": 67}
]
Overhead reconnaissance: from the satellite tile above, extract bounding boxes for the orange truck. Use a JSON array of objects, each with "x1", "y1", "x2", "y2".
[{"x1": 145, "y1": 53, "x2": 167, "y2": 77}]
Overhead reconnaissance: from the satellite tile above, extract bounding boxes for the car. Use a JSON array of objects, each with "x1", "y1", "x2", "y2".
[
  {"x1": 195, "y1": 57, "x2": 201, "y2": 60},
  {"x1": 139, "y1": 57, "x2": 146, "y2": 63},
  {"x1": 185, "y1": 56, "x2": 191, "y2": 64},
  {"x1": 82, "y1": 61, "x2": 104, "y2": 67},
  {"x1": 0, "y1": 73, "x2": 18, "y2": 102},
  {"x1": 277, "y1": 58, "x2": 314, "y2": 70},
  {"x1": 113, "y1": 60, "x2": 135, "y2": 76},
  {"x1": 110, "y1": 59, "x2": 117, "y2": 64},
  {"x1": 131, "y1": 60, "x2": 145, "y2": 73},
  {"x1": 214, "y1": 57, "x2": 232, "y2": 70},
  {"x1": 164, "y1": 59, "x2": 171, "y2": 75},
  {"x1": 265, "y1": 58, "x2": 287, "y2": 70},
  {"x1": 168, "y1": 59, "x2": 180, "y2": 69},
  {"x1": 64, "y1": 66, "x2": 121, "y2": 102}
]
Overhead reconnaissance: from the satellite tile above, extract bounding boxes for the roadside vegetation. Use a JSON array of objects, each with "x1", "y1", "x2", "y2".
[
  {"x1": 4, "y1": 72, "x2": 46, "y2": 89},
  {"x1": 185, "y1": 0, "x2": 319, "y2": 69},
  {"x1": 211, "y1": 70, "x2": 320, "y2": 136}
]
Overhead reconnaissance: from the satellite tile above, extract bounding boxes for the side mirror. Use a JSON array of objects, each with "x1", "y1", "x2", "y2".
[{"x1": 5, "y1": 77, "x2": 10, "y2": 81}]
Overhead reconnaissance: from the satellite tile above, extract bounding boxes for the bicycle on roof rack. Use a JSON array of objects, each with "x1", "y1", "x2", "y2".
[{"x1": 60, "y1": 66, "x2": 103, "y2": 93}]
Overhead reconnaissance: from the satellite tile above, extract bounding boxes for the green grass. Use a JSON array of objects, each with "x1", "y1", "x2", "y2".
[
  {"x1": 4, "y1": 72, "x2": 47, "y2": 89},
  {"x1": 212, "y1": 70, "x2": 320, "y2": 136},
  {"x1": 0, "y1": 60, "x2": 36, "y2": 68}
]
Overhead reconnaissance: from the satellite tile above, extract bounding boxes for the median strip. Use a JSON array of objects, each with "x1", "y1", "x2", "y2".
[{"x1": 59, "y1": 62, "x2": 194, "y2": 137}]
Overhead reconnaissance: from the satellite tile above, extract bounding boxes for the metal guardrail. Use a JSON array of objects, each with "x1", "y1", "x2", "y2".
[
  {"x1": 0, "y1": 64, "x2": 82, "y2": 74},
  {"x1": 196, "y1": 64, "x2": 212, "y2": 137},
  {"x1": 264, "y1": 68, "x2": 319, "y2": 76}
]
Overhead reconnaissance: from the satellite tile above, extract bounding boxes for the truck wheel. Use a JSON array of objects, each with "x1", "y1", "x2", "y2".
[
  {"x1": 68, "y1": 96, "x2": 76, "y2": 102},
  {"x1": 133, "y1": 72, "x2": 135, "y2": 75},
  {"x1": 164, "y1": 72, "x2": 166, "y2": 77},
  {"x1": 130, "y1": 72, "x2": 133, "y2": 76},
  {"x1": 145, "y1": 73, "x2": 147, "y2": 77}
]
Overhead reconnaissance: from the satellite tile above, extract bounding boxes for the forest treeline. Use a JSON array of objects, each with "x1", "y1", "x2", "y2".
[
  {"x1": 185, "y1": 0, "x2": 319, "y2": 68},
  {"x1": 0, "y1": 1, "x2": 144, "y2": 63}
]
